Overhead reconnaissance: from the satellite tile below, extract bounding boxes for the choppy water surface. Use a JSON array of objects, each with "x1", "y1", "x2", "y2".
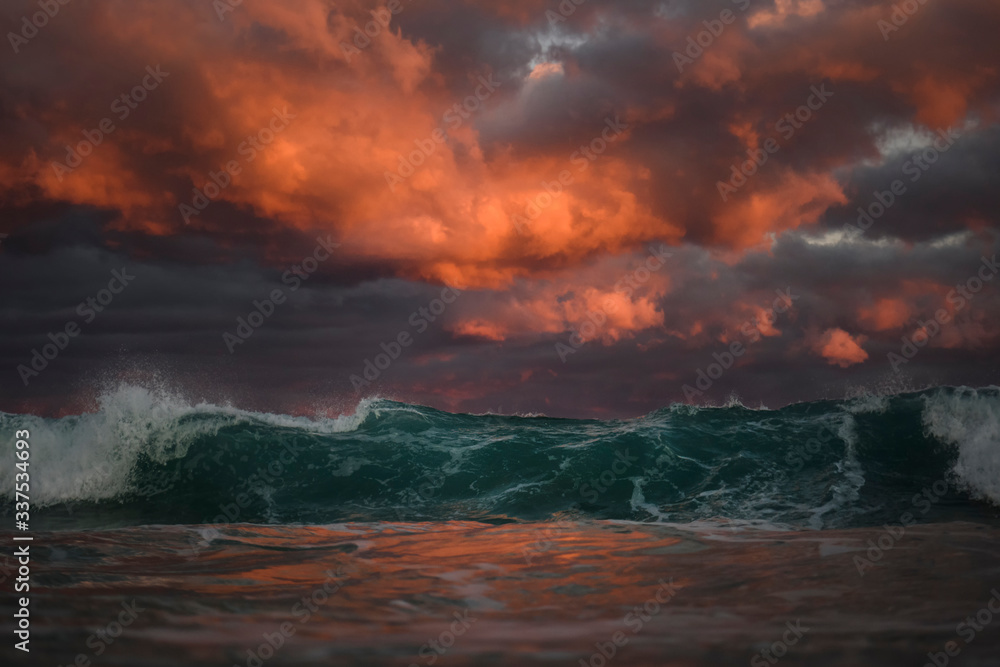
[{"x1": 3, "y1": 384, "x2": 1000, "y2": 665}]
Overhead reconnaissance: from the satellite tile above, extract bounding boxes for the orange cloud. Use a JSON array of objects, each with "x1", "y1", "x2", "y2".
[
  {"x1": 5, "y1": 0, "x2": 995, "y2": 282},
  {"x1": 858, "y1": 298, "x2": 912, "y2": 332},
  {"x1": 711, "y1": 171, "x2": 847, "y2": 248},
  {"x1": 450, "y1": 320, "x2": 507, "y2": 341},
  {"x1": 2, "y1": 0, "x2": 998, "y2": 333},
  {"x1": 748, "y1": 0, "x2": 826, "y2": 29},
  {"x1": 815, "y1": 328, "x2": 868, "y2": 368}
]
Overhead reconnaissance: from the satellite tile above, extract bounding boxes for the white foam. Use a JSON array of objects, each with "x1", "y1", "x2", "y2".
[
  {"x1": 805, "y1": 414, "x2": 867, "y2": 529},
  {"x1": 0, "y1": 383, "x2": 386, "y2": 506},
  {"x1": 922, "y1": 387, "x2": 1000, "y2": 505},
  {"x1": 629, "y1": 477, "x2": 671, "y2": 522},
  {"x1": 844, "y1": 393, "x2": 890, "y2": 415}
]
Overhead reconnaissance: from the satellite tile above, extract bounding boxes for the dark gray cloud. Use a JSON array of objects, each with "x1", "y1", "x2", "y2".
[{"x1": 2, "y1": 0, "x2": 1000, "y2": 418}]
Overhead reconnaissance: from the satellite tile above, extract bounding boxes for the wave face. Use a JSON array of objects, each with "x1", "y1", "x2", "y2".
[{"x1": 3, "y1": 384, "x2": 999, "y2": 530}]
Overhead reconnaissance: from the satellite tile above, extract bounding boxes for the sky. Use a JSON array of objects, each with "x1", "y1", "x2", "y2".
[{"x1": 1, "y1": 0, "x2": 999, "y2": 418}]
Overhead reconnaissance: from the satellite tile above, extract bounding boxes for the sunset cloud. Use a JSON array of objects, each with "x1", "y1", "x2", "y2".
[
  {"x1": 815, "y1": 328, "x2": 869, "y2": 368},
  {"x1": 1, "y1": 0, "x2": 999, "y2": 416}
]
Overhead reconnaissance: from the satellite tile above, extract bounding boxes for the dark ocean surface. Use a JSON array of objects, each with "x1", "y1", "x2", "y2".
[{"x1": 3, "y1": 384, "x2": 1000, "y2": 665}]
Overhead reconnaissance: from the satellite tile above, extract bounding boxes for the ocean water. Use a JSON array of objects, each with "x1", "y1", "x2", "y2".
[{"x1": 3, "y1": 385, "x2": 1000, "y2": 665}]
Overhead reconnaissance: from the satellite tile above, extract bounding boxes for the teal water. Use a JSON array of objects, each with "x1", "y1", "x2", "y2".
[
  {"x1": 3, "y1": 384, "x2": 998, "y2": 531},
  {"x1": 5, "y1": 384, "x2": 1000, "y2": 666}
]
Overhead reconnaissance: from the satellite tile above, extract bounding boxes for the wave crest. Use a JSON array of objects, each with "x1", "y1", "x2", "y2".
[
  {"x1": 0, "y1": 384, "x2": 387, "y2": 505},
  {"x1": 923, "y1": 386, "x2": 1000, "y2": 504},
  {"x1": 2, "y1": 383, "x2": 998, "y2": 528}
]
